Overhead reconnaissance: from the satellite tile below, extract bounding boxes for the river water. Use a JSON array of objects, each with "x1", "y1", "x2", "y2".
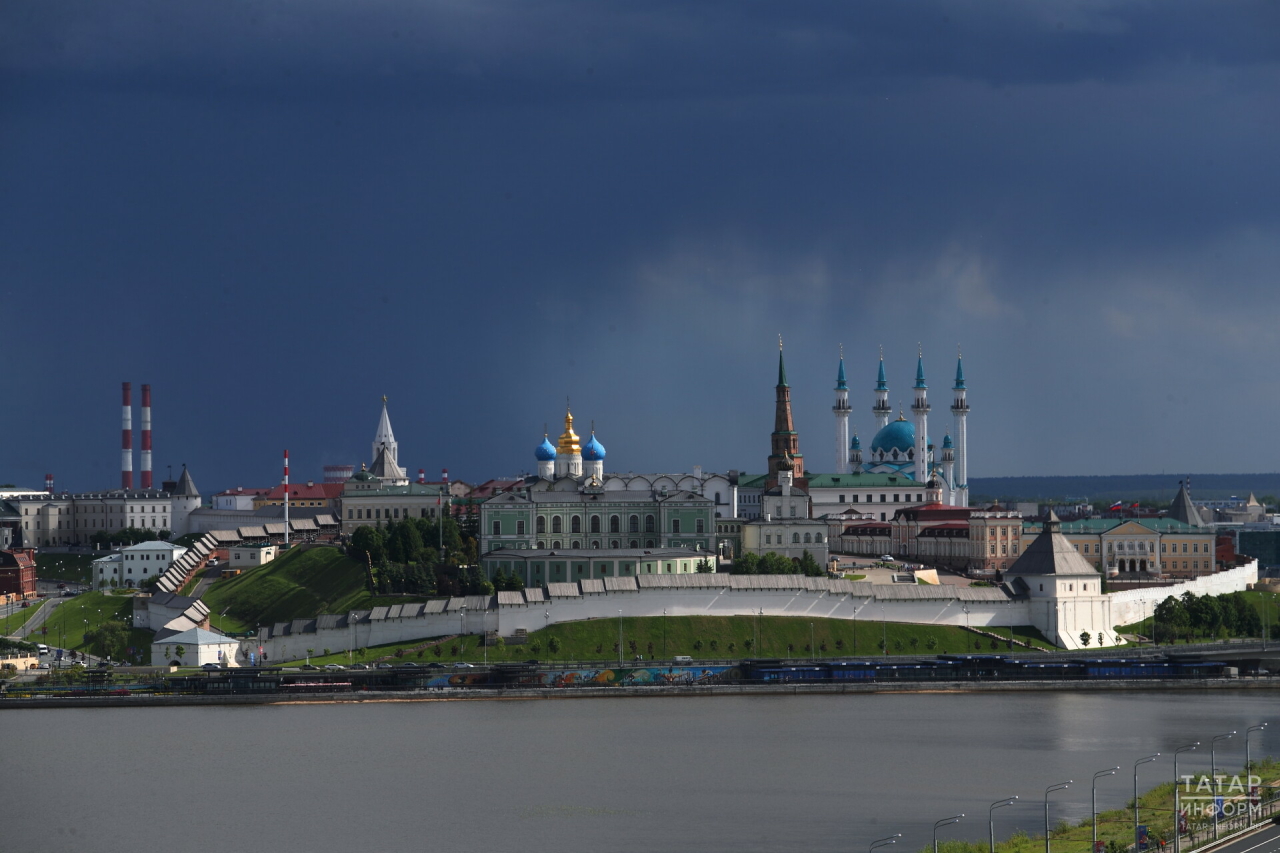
[{"x1": 3, "y1": 691, "x2": 1276, "y2": 853}]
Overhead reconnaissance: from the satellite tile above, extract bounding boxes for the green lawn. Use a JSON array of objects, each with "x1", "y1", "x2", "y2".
[
  {"x1": 201, "y1": 546, "x2": 377, "y2": 628},
  {"x1": 34, "y1": 592, "x2": 153, "y2": 663},
  {"x1": 0, "y1": 601, "x2": 47, "y2": 636},
  {"x1": 35, "y1": 553, "x2": 99, "y2": 585},
  {"x1": 281, "y1": 615, "x2": 1054, "y2": 666}
]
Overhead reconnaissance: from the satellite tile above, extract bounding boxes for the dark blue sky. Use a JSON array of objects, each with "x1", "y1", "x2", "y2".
[{"x1": 3, "y1": 1, "x2": 1278, "y2": 492}]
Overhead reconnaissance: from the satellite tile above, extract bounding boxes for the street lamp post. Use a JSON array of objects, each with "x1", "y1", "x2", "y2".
[
  {"x1": 663, "y1": 608, "x2": 668, "y2": 659},
  {"x1": 1173, "y1": 742, "x2": 1198, "y2": 853},
  {"x1": 870, "y1": 834, "x2": 900, "y2": 853},
  {"x1": 1092, "y1": 767, "x2": 1118, "y2": 850},
  {"x1": 933, "y1": 814, "x2": 963, "y2": 853},
  {"x1": 1211, "y1": 731, "x2": 1236, "y2": 840},
  {"x1": 810, "y1": 622, "x2": 815, "y2": 661},
  {"x1": 879, "y1": 604, "x2": 887, "y2": 657},
  {"x1": 1045, "y1": 781, "x2": 1071, "y2": 853},
  {"x1": 618, "y1": 609, "x2": 623, "y2": 666},
  {"x1": 1134, "y1": 754, "x2": 1159, "y2": 851},
  {"x1": 989, "y1": 797, "x2": 1016, "y2": 853},
  {"x1": 1247, "y1": 723, "x2": 1267, "y2": 776}
]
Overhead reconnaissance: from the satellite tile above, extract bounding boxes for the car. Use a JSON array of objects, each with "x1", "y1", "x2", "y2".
[
  {"x1": 452, "y1": 662, "x2": 475, "y2": 669},
  {"x1": 323, "y1": 664, "x2": 346, "y2": 671},
  {"x1": 56, "y1": 582, "x2": 66, "y2": 589},
  {"x1": 426, "y1": 662, "x2": 445, "y2": 669},
  {"x1": 201, "y1": 663, "x2": 223, "y2": 671},
  {"x1": 350, "y1": 663, "x2": 371, "y2": 670},
  {"x1": 301, "y1": 664, "x2": 319, "y2": 670},
  {"x1": 879, "y1": 555, "x2": 896, "y2": 562},
  {"x1": 400, "y1": 662, "x2": 419, "y2": 668},
  {"x1": 20, "y1": 601, "x2": 29, "y2": 608},
  {"x1": 375, "y1": 663, "x2": 393, "y2": 669}
]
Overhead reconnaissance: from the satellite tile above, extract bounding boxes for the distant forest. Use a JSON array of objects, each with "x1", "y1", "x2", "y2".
[{"x1": 969, "y1": 474, "x2": 1280, "y2": 506}]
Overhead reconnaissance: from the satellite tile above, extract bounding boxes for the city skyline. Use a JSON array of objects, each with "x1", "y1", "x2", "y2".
[{"x1": 4, "y1": 1, "x2": 1278, "y2": 488}]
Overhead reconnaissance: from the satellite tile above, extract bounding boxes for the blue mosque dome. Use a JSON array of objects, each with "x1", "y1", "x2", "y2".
[
  {"x1": 871, "y1": 417, "x2": 915, "y2": 454},
  {"x1": 582, "y1": 432, "x2": 607, "y2": 461},
  {"x1": 535, "y1": 435, "x2": 558, "y2": 461}
]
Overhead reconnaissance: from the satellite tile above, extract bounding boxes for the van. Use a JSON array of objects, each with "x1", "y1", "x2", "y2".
[
  {"x1": 36, "y1": 644, "x2": 49, "y2": 655},
  {"x1": 673, "y1": 655, "x2": 692, "y2": 663}
]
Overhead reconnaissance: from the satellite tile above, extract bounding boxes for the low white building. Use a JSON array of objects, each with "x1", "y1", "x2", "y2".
[
  {"x1": 152, "y1": 627, "x2": 240, "y2": 668},
  {"x1": 93, "y1": 541, "x2": 188, "y2": 588},
  {"x1": 230, "y1": 543, "x2": 277, "y2": 568}
]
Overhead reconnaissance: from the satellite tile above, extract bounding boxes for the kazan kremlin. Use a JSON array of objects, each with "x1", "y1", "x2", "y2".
[{"x1": 0, "y1": 347, "x2": 1256, "y2": 660}]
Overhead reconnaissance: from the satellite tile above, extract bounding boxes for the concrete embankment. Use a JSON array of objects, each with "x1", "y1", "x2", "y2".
[{"x1": 4, "y1": 677, "x2": 1280, "y2": 709}]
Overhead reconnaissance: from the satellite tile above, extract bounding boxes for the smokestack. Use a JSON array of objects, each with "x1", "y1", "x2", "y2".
[
  {"x1": 121, "y1": 382, "x2": 133, "y2": 490},
  {"x1": 283, "y1": 449, "x2": 289, "y2": 547},
  {"x1": 140, "y1": 384, "x2": 153, "y2": 489},
  {"x1": 418, "y1": 468, "x2": 426, "y2": 484},
  {"x1": 45, "y1": 474, "x2": 53, "y2": 494}
]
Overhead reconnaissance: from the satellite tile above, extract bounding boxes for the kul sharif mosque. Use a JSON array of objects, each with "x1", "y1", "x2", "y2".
[{"x1": 837, "y1": 347, "x2": 971, "y2": 507}]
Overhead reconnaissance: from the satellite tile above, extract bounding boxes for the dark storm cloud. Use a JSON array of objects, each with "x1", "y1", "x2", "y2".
[{"x1": 2, "y1": 0, "x2": 1278, "y2": 490}]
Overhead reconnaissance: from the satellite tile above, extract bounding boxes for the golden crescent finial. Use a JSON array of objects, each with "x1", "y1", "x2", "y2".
[
  {"x1": 957, "y1": 343, "x2": 962, "y2": 359},
  {"x1": 382, "y1": 394, "x2": 387, "y2": 404},
  {"x1": 778, "y1": 334, "x2": 783, "y2": 351},
  {"x1": 839, "y1": 343, "x2": 843, "y2": 359},
  {"x1": 918, "y1": 342, "x2": 923, "y2": 359},
  {"x1": 879, "y1": 344, "x2": 884, "y2": 360}
]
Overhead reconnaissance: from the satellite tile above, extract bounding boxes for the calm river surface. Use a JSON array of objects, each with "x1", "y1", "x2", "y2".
[{"x1": 4, "y1": 691, "x2": 1277, "y2": 853}]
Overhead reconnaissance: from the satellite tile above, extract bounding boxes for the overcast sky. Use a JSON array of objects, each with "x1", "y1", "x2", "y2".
[{"x1": 3, "y1": 1, "x2": 1278, "y2": 492}]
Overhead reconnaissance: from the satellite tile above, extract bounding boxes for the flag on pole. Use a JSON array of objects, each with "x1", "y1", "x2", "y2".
[{"x1": 1109, "y1": 501, "x2": 1123, "y2": 511}]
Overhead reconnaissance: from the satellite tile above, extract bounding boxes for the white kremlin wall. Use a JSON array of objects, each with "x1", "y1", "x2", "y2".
[{"x1": 242, "y1": 563, "x2": 1258, "y2": 663}]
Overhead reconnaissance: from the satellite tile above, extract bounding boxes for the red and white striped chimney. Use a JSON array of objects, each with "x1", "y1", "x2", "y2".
[
  {"x1": 140, "y1": 384, "x2": 153, "y2": 489},
  {"x1": 283, "y1": 449, "x2": 290, "y2": 547},
  {"x1": 441, "y1": 468, "x2": 449, "y2": 485},
  {"x1": 121, "y1": 382, "x2": 133, "y2": 490},
  {"x1": 45, "y1": 474, "x2": 54, "y2": 494},
  {"x1": 418, "y1": 468, "x2": 426, "y2": 484}
]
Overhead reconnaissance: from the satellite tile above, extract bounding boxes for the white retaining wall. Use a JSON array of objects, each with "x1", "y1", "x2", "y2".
[
  {"x1": 1109, "y1": 560, "x2": 1257, "y2": 626},
  {"x1": 244, "y1": 589, "x2": 1031, "y2": 662}
]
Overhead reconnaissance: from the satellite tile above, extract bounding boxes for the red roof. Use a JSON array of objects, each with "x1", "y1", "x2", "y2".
[
  {"x1": 261, "y1": 483, "x2": 344, "y2": 500},
  {"x1": 214, "y1": 487, "x2": 273, "y2": 497}
]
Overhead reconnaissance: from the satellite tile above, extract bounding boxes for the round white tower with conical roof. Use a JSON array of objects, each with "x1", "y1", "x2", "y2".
[
  {"x1": 833, "y1": 347, "x2": 850, "y2": 474},
  {"x1": 910, "y1": 347, "x2": 930, "y2": 488},
  {"x1": 949, "y1": 351, "x2": 969, "y2": 507},
  {"x1": 873, "y1": 348, "x2": 891, "y2": 430}
]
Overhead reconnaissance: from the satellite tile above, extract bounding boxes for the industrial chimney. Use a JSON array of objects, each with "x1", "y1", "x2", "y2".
[
  {"x1": 140, "y1": 384, "x2": 153, "y2": 489},
  {"x1": 45, "y1": 474, "x2": 54, "y2": 494},
  {"x1": 283, "y1": 449, "x2": 290, "y2": 548},
  {"x1": 121, "y1": 382, "x2": 133, "y2": 490},
  {"x1": 418, "y1": 468, "x2": 426, "y2": 484}
]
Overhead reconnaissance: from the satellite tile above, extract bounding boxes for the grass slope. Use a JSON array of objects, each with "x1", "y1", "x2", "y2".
[
  {"x1": 201, "y1": 546, "x2": 382, "y2": 629},
  {"x1": 285, "y1": 615, "x2": 1054, "y2": 666},
  {"x1": 35, "y1": 553, "x2": 98, "y2": 585},
  {"x1": 0, "y1": 602, "x2": 47, "y2": 636},
  {"x1": 37, "y1": 592, "x2": 152, "y2": 663}
]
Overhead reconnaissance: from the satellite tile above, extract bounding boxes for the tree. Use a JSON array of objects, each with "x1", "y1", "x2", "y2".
[
  {"x1": 84, "y1": 621, "x2": 128, "y2": 660},
  {"x1": 547, "y1": 636, "x2": 561, "y2": 657},
  {"x1": 797, "y1": 550, "x2": 822, "y2": 577},
  {"x1": 925, "y1": 637, "x2": 938, "y2": 651},
  {"x1": 529, "y1": 640, "x2": 542, "y2": 655},
  {"x1": 728, "y1": 642, "x2": 736, "y2": 653},
  {"x1": 743, "y1": 638, "x2": 754, "y2": 652},
  {"x1": 693, "y1": 639, "x2": 703, "y2": 651},
  {"x1": 1080, "y1": 631, "x2": 1091, "y2": 647},
  {"x1": 760, "y1": 552, "x2": 794, "y2": 574},
  {"x1": 174, "y1": 645, "x2": 186, "y2": 665},
  {"x1": 695, "y1": 558, "x2": 714, "y2": 574},
  {"x1": 909, "y1": 637, "x2": 919, "y2": 652},
  {"x1": 734, "y1": 552, "x2": 761, "y2": 575}
]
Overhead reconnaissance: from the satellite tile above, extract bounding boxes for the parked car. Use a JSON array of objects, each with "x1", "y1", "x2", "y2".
[
  {"x1": 323, "y1": 664, "x2": 346, "y2": 671},
  {"x1": 375, "y1": 663, "x2": 393, "y2": 669},
  {"x1": 879, "y1": 555, "x2": 895, "y2": 562},
  {"x1": 350, "y1": 663, "x2": 371, "y2": 670},
  {"x1": 400, "y1": 662, "x2": 419, "y2": 668},
  {"x1": 56, "y1": 582, "x2": 66, "y2": 589},
  {"x1": 301, "y1": 664, "x2": 319, "y2": 670},
  {"x1": 452, "y1": 662, "x2": 475, "y2": 669},
  {"x1": 201, "y1": 663, "x2": 223, "y2": 671},
  {"x1": 426, "y1": 662, "x2": 445, "y2": 669}
]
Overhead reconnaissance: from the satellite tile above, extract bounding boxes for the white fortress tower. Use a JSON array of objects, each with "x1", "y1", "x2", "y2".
[
  {"x1": 950, "y1": 352, "x2": 970, "y2": 507},
  {"x1": 911, "y1": 348, "x2": 930, "y2": 488},
  {"x1": 832, "y1": 348, "x2": 850, "y2": 474},
  {"x1": 373, "y1": 396, "x2": 399, "y2": 470},
  {"x1": 873, "y1": 350, "x2": 891, "y2": 430}
]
